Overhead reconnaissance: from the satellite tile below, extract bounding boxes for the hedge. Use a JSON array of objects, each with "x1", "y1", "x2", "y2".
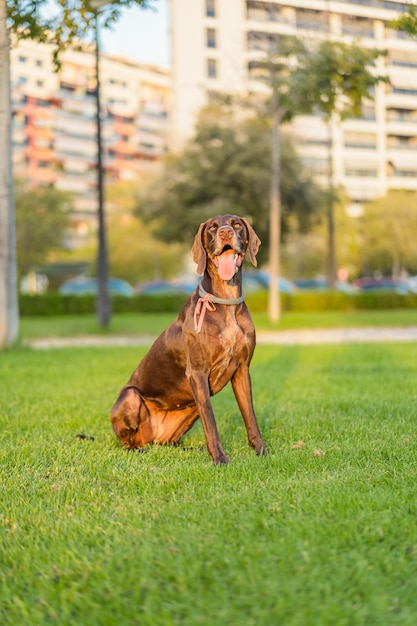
[
  {"x1": 18, "y1": 291, "x2": 417, "y2": 316},
  {"x1": 18, "y1": 293, "x2": 189, "y2": 316}
]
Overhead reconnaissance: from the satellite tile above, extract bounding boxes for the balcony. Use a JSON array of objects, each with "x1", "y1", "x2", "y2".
[
  {"x1": 386, "y1": 119, "x2": 417, "y2": 136},
  {"x1": 55, "y1": 175, "x2": 93, "y2": 194},
  {"x1": 341, "y1": 15, "x2": 374, "y2": 39},
  {"x1": 388, "y1": 175, "x2": 417, "y2": 190},
  {"x1": 246, "y1": 3, "x2": 289, "y2": 25},
  {"x1": 296, "y1": 9, "x2": 329, "y2": 33},
  {"x1": 385, "y1": 89, "x2": 417, "y2": 109}
]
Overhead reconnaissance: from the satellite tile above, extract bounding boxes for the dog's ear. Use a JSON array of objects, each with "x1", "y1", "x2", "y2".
[
  {"x1": 241, "y1": 218, "x2": 261, "y2": 267},
  {"x1": 192, "y1": 222, "x2": 207, "y2": 275}
]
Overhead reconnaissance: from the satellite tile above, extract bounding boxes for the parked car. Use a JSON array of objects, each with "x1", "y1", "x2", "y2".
[
  {"x1": 294, "y1": 278, "x2": 357, "y2": 294},
  {"x1": 243, "y1": 271, "x2": 295, "y2": 294},
  {"x1": 134, "y1": 280, "x2": 190, "y2": 296},
  {"x1": 353, "y1": 277, "x2": 410, "y2": 294},
  {"x1": 406, "y1": 276, "x2": 417, "y2": 293},
  {"x1": 59, "y1": 276, "x2": 134, "y2": 296},
  {"x1": 136, "y1": 271, "x2": 295, "y2": 296}
]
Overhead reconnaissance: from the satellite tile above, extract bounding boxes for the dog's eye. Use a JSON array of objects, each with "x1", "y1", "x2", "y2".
[
  {"x1": 209, "y1": 225, "x2": 217, "y2": 232},
  {"x1": 234, "y1": 223, "x2": 242, "y2": 230}
]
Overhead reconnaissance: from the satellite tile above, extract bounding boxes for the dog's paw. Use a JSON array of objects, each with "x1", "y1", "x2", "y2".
[{"x1": 212, "y1": 453, "x2": 230, "y2": 465}]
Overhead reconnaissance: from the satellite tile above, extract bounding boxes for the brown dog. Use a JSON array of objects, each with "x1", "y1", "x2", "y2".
[{"x1": 110, "y1": 214, "x2": 266, "y2": 464}]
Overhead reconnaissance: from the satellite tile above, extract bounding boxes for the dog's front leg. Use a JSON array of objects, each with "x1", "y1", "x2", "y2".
[
  {"x1": 231, "y1": 365, "x2": 267, "y2": 456},
  {"x1": 186, "y1": 371, "x2": 229, "y2": 465}
]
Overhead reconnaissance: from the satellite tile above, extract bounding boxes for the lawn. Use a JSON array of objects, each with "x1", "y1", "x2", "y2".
[
  {"x1": 19, "y1": 308, "x2": 417, "y2": 341},
  {"x1": 1, "y1": 340, "x2": 417, "y2": 625}
]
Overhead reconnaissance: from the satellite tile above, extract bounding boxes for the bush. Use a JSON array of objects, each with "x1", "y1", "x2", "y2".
[
  {"x1": 19, "y1": 293, "x2": 189, "y2": 316},
  {"x1": 19, "y1": 290, "x2": 417, "y2": 317}
]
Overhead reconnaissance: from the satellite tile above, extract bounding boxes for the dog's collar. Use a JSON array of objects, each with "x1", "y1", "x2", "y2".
[
  {"x1": 198, "y1": 283, "x2": 245, "y2": 306},
  {"x1": 194, "y1": 282, "x2": 245, "y2": 333}
]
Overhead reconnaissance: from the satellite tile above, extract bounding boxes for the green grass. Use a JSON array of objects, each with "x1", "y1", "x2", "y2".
[
  {"x1": 19, "y1": 308, "x2": 417, "y2": 340},
  {"x1": 2, "y1": 342, "x2": 417, "y2": 625}
]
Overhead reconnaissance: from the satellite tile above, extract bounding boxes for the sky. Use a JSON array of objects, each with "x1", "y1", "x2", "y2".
[{"x1": 99, "y1": 0, "x2": 170, "y2": 68}]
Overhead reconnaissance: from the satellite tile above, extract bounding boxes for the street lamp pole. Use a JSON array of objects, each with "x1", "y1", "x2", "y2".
[{"x1": 92, "y1": 1, "x2": 111, "y2": 326}]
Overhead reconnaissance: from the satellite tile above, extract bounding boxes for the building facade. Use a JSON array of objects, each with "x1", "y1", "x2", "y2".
[
  {"x1": 11, "y1": 38, "x2": 170, "y2": 243},
  {"x1": 170, "y1": 0, "x2": 417, "y2": 203}
]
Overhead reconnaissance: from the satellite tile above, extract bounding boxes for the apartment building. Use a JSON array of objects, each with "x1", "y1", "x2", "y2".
[
  {"x1": 170, "y1": 0, "x2": 417, "y2": 203},
  {"x1": 10, "y1": 39, "x2": 170, "y2": 242}
]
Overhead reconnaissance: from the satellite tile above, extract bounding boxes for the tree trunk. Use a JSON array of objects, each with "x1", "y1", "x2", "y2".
[
  {"x1": 0, "y1": 1, "x2": 19, "y2": 347},
  {"x1": 94, "y1": 14, "x2": 111, "y2": 327},
  {"x1": 268, "y1": 102, "x2": 281, "y2": 323},
  {"x1": 327, "y1": 117, "x2": 336, "y2": 289}
]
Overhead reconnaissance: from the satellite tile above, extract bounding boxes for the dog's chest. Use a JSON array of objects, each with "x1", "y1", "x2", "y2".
[
  {"x1": 219, "y1": 316, "x2": 243, "y2": 348},
  {"x1": 207, "y1": 315, "x2": 252, "y2": 388}
]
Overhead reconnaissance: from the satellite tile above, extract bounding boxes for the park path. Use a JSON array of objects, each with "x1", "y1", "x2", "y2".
[{"x1": 24, "y1": 326, "x2": 417, "y2": 349}]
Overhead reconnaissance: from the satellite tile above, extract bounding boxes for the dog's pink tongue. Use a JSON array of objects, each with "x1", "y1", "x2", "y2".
[{"x1": 217, "y1": 250, "x2": 236, "y2": 280}]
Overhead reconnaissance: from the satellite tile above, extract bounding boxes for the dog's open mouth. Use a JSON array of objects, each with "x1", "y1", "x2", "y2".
[{"x1": 213, "y1": 245, "x2": 243, "y2": 281}]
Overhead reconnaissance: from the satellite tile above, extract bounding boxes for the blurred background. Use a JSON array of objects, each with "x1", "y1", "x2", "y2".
[{"x1": 6, "y1": 0, "x2": 417, "y2": 301}]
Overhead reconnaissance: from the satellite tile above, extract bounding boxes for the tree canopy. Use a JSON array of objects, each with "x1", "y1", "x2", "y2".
[
  {"x1": 14, "y1": 180, "x2": 72, "y2": 278},
  {"x1": 6, "y1": 1, "x2": 155, "y2": 45},
  {"x1": 1, "y1": 0, "x2": 156, "y2": 346},
  {"x1": 361, "y1": 191, "x2": 417, "y2": 277},
  {"x1": 136, "y1": 103, "x2": 323, "y2": 266},
  {"x1": 299, "y1": 40, "x2": 386, "y2": 121},
  {"x1": 390, "y1": 4, "x2": 417, "y2": 37}
]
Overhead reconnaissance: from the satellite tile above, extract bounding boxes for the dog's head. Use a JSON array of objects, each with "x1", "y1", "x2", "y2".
[{"x1": 192, "y1": 214, "x2": 261, "y2": 277}]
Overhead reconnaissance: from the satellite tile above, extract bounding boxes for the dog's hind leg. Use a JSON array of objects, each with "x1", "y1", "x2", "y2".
[{"x1": 110, "y1": 386, "x2": 153, "y2": 449}]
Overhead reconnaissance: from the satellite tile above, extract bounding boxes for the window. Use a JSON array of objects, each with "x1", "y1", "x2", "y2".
[
  {"x1": 342, "y1": 15, "x2": 374, "y2": 38},
  {"x1": 392, "y1": 87, "x2": 417, "y2": 96},
  {"x1": 35, "y1": 59, "x2": 43, "y2": 67},
  {"x1": 344, "y1": 132, "x2": 376, "y2": 149},
  {"x1": 207, "y1": 28, "x2": 216, "y2": 48},
  {"x1": 207, "y1": 58, "x2": 217, "y2": 79},
  {"x1": 206, "y1": 0, "x2": 215, "y2": 18},
  {"x1": 345, "y1": 166, "x2": 377, "y2": 177}
]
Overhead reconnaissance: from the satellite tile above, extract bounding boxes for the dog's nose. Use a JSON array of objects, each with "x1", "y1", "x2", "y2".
[{"x1": 218, "y1": 225, "x2": 234, "y2": 240}]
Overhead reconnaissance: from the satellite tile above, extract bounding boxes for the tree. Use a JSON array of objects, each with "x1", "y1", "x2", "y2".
[
  {"x1": 360, "y1": 191, "x2": 417, "y2": 277},
  {"x1": 281, "y1": 190, "x2": 361, "y2": 282},
  {"x1": 14, "y1": 180, "x2": 72, "y2": 279},
  {"x1": 107, "y1": 215, "x2": 186, "y2": 284},
  {"x1": 1, "y1": 0, "x2": 153, "y2": 347},
  {"x1": 391, "y1": 4, "x2": 417, "y2": 37},
  {"x1": 0, "y1": 0, "x2": 18, "y2": 347},
  {"x1": 286, "y1": 190, "x2": 417, "y2": 281},
  {"x1": 248, "y1": 36, "x2": 314, "y2": 321},
  {"x1": 300, "y1": 40, "x2": 386, "y2": 288},
  {"x1": 137, "y1": 102, "x2": 322, "y2": 268}
]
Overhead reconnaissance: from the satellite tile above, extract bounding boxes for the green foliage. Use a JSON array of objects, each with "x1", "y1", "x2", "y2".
[
  {"x1": 137, "y1": 104, "x2": 323, "y2": 266},
  {"x1": 107, "y1": 212, "x2": 187, "y2": 285},
  {"x1": 6, "y1": 0, "x2": 155, "y2": 65},
  {"x1": 390, "y1": 4, "x2": 417, "y2": 37},
  {"x1": 18, "y1": 290, "x2": 417, "y2": 318},
  {"x1": 360, "y1": 191, "x2": 417, "y2": 276},
  {"x1": 249, "y1": 35, "x2": 314, "y2": 123},
  {"x1": 14, "y1": 180, "x2": 72, "y2": 278},
  {"x1": 288, "y1": 291, "x2": 417, "y2": 311},
  {"x1": 18, "y1": 293, "x2": 189, "y2": 316},
  {"x1": 301, "y1": 40, "x2": 386, "y2": 120},
  {"x1": 2, "y1": 343, "x2": 417, "y2": 624},
  {"x1": 283, "y1": 190, "x2": 417, "y2": 281}
]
